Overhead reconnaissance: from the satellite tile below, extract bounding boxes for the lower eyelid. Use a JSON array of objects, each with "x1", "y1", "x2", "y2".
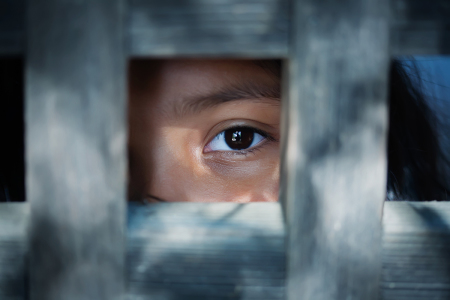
[
  {"x1": 203, "y1": 140, "x2": 275, "y2": 165},
  {"x1": 206, "y1": 136, "x2": 273, "y2": 156}
]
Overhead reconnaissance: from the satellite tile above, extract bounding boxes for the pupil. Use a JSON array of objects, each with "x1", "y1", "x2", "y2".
[{"x1": 224, "y1": 128, "x2": 254, "y2": 150}]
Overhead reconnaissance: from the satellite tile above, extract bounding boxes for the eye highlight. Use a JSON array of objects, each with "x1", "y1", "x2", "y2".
[{"x1": 204, "y1": 126, "x2": 268, "y2": 153}]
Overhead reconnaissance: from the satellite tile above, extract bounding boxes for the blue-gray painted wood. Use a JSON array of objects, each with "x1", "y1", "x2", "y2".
[
  {"x1": 127, "y1": 0, "x2": 289, "y2": 57},
  {"x1": 0, "y1": 203, "x2": 28, "y2": 300},
  {"x1": 382, "y1": 201, "x2": 450, "y2": 300},
  {"x1": 391, "y1": 0, "x2": 450, "y2": 55},
  {"x1": 2, "y1": 202, "x2": 450, "y2": 299},
  {"x1": 282, "y1": 0, "x2": 390, "y2": 299},
  {"x1": 25, "y1": 1, "x2": 127, "y2": 300},
  {"x1": 127, "y1": 202, "x2": 286, "y2": 300},
  {"x1": 1, "y1": 0, "x2": 449, "y2": 56}
]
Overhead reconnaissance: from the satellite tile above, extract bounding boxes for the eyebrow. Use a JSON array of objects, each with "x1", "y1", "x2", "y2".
[{"x1": 174, "y1": 80, "x2": 280, "y2": 117}]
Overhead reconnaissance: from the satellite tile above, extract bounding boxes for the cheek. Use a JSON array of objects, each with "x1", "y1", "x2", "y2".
[
  {"x1": 165, "y1": 166, "x2": 279, "y2": 202},
  {"x1": 200, "y1": 151, "x2": 280, "y2": 202},
  {"x1": 148, "y1": 137, "x2": 280, "y2": 202},
  {"x1": 145, "y1": 127, "x2": 209, "y2": 197}
]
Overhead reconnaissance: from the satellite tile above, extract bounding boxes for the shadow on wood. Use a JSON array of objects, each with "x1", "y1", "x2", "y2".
[
  {"x1": 126, "y1": 202, "x2": 286, "y2": 300},
  {"x1": 382, "y1": 202, "x2": 450, "y2": 299}
]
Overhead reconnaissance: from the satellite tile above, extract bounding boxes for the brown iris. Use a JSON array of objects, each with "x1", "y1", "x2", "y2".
[{"x1": 224, "y1": 127, "x2": 254, "y2": 150}]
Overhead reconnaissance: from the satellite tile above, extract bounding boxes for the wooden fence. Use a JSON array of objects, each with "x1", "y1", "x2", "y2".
[{"x1": 0, "y1": 0, "x2": 449, "y2": 299}]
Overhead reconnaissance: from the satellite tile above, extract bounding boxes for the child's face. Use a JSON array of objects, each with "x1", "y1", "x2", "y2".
[{"x1": 128, "y1": 59, "x2": 280, "y2": 202}]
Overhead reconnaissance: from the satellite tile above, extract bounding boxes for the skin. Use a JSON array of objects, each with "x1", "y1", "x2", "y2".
[{"x1": 128, "y1": 59, "x2": 280, "y2": 202}]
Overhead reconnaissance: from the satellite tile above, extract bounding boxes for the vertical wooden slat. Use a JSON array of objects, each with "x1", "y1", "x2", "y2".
[
  {"x1": 0, "y1": 203, "x2": 28, "y2": 300},
  {"x1": 26, "y1": 1, "x2": 126, "y2": 300},
  {"x1": 282, "y1": 0, "x2": 390, "y2": 299}
]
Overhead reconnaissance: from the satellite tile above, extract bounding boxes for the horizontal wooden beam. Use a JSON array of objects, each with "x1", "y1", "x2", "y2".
[
  {"x1": 390, "y1": 0, "x2": 450, "y2": 55},
  {"x1": 381, "y1": 201, "x2": 450, "y2": 300},
  {"x1": 2, "y1": 201, "x2": 450, "y2": 299},
  {"x1": 1, "y1": 0, "x2": 449, "y2": 57},
  {"x1": 127, "y1": 0, "x2": 289, "y2": 57},
  {"x1": 127, "y1": 202, "x2": 286, "y2": 299}
]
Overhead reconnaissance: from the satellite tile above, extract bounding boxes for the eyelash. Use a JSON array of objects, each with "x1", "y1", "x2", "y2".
[{"x1": 204, "y1": 125, "x2": 276, "y2": 155}]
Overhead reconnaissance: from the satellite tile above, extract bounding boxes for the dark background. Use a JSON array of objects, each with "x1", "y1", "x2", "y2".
[{"x1": 0, "y1": 57, "x2": 25, "y2": 202}]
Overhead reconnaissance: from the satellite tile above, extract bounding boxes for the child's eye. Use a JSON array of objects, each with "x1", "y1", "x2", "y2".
[{"x1": 204, "y1": 127, "x2": 267, "y2": 153}]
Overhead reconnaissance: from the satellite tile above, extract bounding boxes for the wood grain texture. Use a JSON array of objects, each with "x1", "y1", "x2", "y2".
[
  {"x1": 382, "y1": 201, "x2": 450, "y2": 300},
  {"x1": 25, "y1": 1, "x2": 126, "y2": 300},
  {"x1": 391, "y1": 0, "x2": 450, "y2": 55},
  {"x1": 3, "y1": 202, "x2": 450, "y2": 299},
  {"x1": 0, "y1": 0, "x2": 24, "y2": 55},
  {"x1": 2, "y1": 0, "x2": 450, "y2": 56},
  {"x1": 127, "y1": 202, "x2": 286, "y2": 300},
  {"x1": 0, "y1": 203, "x2": 28, "y2": 300},
  {"x1": 282, "y1": 0, "x2": 390, "y2": 299},
  {"x1": 127, "y1": 0, "x2": 289, "y2": 57}
]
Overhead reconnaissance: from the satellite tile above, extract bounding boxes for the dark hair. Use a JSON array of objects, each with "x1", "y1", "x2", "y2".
[{"x1": 387, "y1": 59, "x2": 450, "y2": 200}]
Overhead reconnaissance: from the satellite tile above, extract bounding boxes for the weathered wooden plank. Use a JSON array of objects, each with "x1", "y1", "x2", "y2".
[
  {"x1": 391, "y1": 0, "x2": 450, "y2": 55},
  {"x1": 127, "y1": 202, "x2": 286, "y2": 300},
  {"x1": 25, "y1": 1, "x2": 126, "y2": 300},
  {"x1": 381, "y1": 201, "x2": 450, "y2": 300},
  {"x1": 0, "y1": 203, "x2": 28, "y2": 300},
  {"x1": 127, "y1": 0, "x2": 289, "y2": 57},
  {"x1": 0, "y1": 0, "x2": 24, "y2": 55},
  {"x1": 3, "y1": 202, "x2": 450, "y2": 299},
  {"x1": 282, "y1": 0, "x2": 390, "y2": 299},
  {"x1": 2, "y1": 0, "x2": 450, "y2": 57}
]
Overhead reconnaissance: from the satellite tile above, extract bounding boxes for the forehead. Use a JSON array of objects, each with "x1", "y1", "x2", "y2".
[
  {"x1": 128, "y1": 59, "x2": 280, "y2": 113},
  {"x1": 130, "y1": 59, "x2": 276, "y2": 87},
  {"x1": 158, "y1": 59, "x2": 274, "y2": 78}
]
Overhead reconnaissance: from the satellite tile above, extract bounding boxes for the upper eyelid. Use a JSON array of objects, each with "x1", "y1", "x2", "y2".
[
  {"x1": 204, "y1": 126, "x2": 274, "y2": 155},
  {"x1": 221, "y1": 125, "x2": 269, "y2": 137},
  {"x1": 208, "y1": 125, "x2": 272, "y2": 145},
  {"x1": 203, "y1": 119, "x2": 279, "y2": 147}
]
